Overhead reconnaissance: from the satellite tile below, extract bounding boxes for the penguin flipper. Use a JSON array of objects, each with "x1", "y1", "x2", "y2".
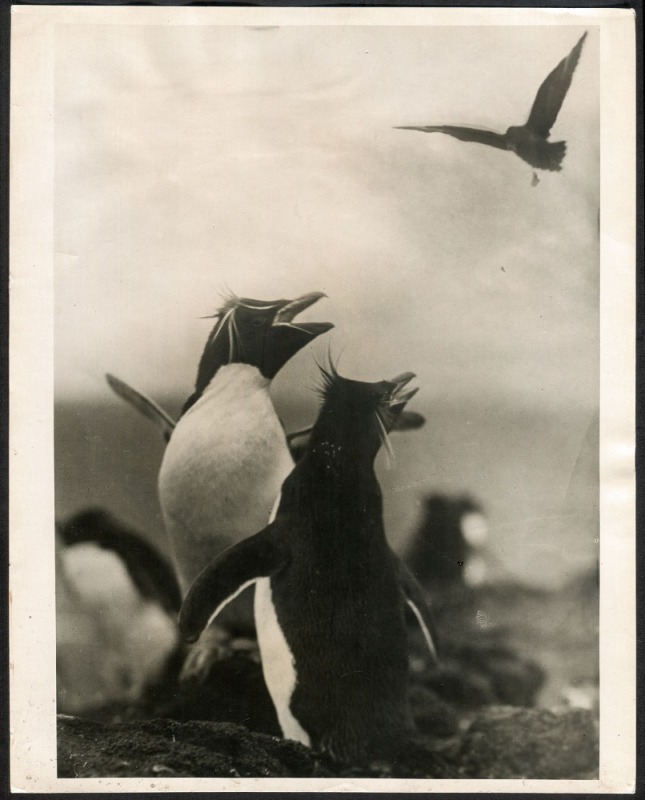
[
  {"x1": 286, "y1": 426, "x2": 313, "y2": 462},
  {"x1": 396, "y1": 559, "x2": 440, "y2": 665},
  {"x1": 179, "y1": 524, "x2": 288, "y2": 643},
  {"x1": 106, "y1": 373, "x2": 176, "y2": 442},
  {"x1": 287, "y1": 409, "x2": 425, "y2": 445},
  {"x1": 287, "y1": 411, "x2": 426, "y2": 462},
  {"x1": 392, "y1": 410, "x2": 426, "y2": 432}
]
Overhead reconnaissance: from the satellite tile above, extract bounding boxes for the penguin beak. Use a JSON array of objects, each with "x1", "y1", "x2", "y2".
[
  {"x1": 273, "y1": 291, "x2": 334, "y2": 336},
  {"x1": 388, "y1": 372, "x2": 418, "y2": 415}
]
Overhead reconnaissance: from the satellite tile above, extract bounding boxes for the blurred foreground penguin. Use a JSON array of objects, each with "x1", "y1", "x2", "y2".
[{"x1": 180, "y1": 365, "x2": 438, "y2": 762}]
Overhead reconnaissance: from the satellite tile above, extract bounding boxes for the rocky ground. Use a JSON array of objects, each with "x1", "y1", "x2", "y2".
[{"x1": 57, "y1": 574, "x2": 599, "y2": 780}]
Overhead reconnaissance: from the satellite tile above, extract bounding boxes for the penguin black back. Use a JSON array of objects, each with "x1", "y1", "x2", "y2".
[{"x1": 268, "y1": 369, "x2": 419, "y2": 757}]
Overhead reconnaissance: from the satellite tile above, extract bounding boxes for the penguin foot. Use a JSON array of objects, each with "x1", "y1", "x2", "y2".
[{"x1": 179, "y1": 624, "x2": 233, "y2": 684}]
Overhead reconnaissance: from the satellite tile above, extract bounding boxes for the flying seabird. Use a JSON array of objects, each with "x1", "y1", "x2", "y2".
[{"x1": 396, "y1": 31, "x2": 587, "y2": 172}]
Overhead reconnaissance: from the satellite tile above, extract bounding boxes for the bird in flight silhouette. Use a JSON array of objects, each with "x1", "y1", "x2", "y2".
[{"x1": 396, "y1": 32, "x2": 587, "y2": 172}]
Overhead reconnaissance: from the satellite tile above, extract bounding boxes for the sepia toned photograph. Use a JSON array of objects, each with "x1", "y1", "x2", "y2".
[{"x1": 9, "y1": 6, "x2": 635, "y2": 792}]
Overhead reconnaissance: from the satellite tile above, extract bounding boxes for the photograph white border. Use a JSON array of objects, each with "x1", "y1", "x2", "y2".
[{"x1": 9, "y1": 5, "x2": 636, "y2": 793}]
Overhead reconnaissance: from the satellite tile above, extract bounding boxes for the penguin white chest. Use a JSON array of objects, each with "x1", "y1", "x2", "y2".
[
  {"x1": 254, "y1": 577, "x2": 310, "y2": 747},
  {"x1": 158, "y1": 364, "x2": 294, "y2": 589}
]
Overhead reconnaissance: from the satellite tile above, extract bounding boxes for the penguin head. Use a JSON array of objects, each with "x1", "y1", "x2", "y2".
[
  {"x1": 188, "y1": 291, "x2": 333, "y2": 406},
  {"x1": 311, "y1": 364, "x2": 418, "y2": 467}
]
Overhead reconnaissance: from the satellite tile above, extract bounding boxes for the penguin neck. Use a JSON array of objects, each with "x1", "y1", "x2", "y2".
[
  {"x1": 184, "y1": 360, "x2": 272, "y2": 415},
  {"x1": 186, "y1": 363, "x2": 272, "y2": 414},
  {"x1": 291, "y1": 453, "x2": 386, "y2": 543}
]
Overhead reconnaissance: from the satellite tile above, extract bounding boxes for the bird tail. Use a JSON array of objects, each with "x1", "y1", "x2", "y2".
[{"x1": 541, "y1": 140, "x2": 567, "y2": 171}]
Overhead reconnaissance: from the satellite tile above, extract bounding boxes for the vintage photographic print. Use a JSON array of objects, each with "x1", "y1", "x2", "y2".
[{"x1": 9, "y1": 6, "x2": 635, "y2": 792}]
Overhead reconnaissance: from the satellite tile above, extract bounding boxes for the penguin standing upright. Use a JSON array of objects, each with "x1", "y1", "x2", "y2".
[
  {"x1": 158, "y1": 292, "x2": 333, "y2": 635},
  {"x1": 179, "y1": 365, "x2": 438, "y2": 762}
]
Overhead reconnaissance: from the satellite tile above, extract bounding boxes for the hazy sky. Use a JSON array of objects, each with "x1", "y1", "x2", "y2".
[{"x1": 54, "y1": 23, "x2": 599, "y2": 413}]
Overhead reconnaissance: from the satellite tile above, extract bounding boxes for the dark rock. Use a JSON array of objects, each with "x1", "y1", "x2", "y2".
[
  {"x1": 438, "y1": 639, "x2": 546, "y2": 707},
  {"x1": 57, "y1": 705, "x2": 598, "y2": 780},
  {"x1": 334, "y1": 736, "x2": 459, "y2": 779},
  {"x1": 456, "y1": 706, "x2": 598, "y2": 779},
  {"x1": 485, "y1": 656, "x2": 545, "y2": 706},
  {"x1": 421, "y1": 661, "x2": 498, "y2": 708},
  {"x1": 407, "y1": 583, "x2": 547, "y2": 710},
  {"x1": 57, "y1": 715, "x2": 321, "y2": 778},
  {"x1": 408, "y1": 684, "x2": 460, "y2": 737},
  {"x1": 57, "y1": 714, "x2": 455, "y2": 779}
]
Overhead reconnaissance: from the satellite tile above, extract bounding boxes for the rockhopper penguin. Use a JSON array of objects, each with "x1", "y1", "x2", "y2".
[
  {"x1": 179, "y1": 365, "x2": 438, "y2": 763},
  {"x1": 56, "y1": 510, "x2": 180, "y2": 714},
  {"x1": 158, "y1": 292, "x2": 333, "y2": 638}
]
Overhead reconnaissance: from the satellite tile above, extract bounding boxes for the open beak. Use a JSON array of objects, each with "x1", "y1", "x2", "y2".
[
  {"x1": 389, "y1": 371, "x2": 418, "y2": 403},
  {"x1": 273, "y1": 291, "x2": 334, "y2": 336},
  {"x1": 388, "y1": 372, "x2": 419, "y2": 416}
]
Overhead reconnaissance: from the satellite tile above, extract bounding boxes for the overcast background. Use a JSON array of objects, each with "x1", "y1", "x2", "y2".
[{"x1": 53, "y1": 23, "x2": 599, "y2": 586}]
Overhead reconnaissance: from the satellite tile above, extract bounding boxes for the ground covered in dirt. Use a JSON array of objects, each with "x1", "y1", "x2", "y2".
[
  {"x1": 58, "y1": 705, "x2": 597, "y2": 780},
  {"x1": 57, "y1": 575, "x2": 598, "y2": 780}
]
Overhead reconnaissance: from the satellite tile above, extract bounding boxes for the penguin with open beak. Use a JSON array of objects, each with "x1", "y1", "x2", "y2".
[
  {"x1": 179, "y1": 365, "x2": 438, "y2": 763},
  {"x1": 157, "y1": 292, "x2": 333, "y2": 644}
]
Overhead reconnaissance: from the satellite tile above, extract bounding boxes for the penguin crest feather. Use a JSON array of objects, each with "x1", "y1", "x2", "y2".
[{"x1": 313, "y1": 360, "x2": 396, "y2": 464}]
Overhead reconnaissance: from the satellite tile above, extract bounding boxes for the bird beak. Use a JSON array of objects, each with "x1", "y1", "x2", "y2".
[
  {"x1": 273, "y1": 291, "x2": 334, "y2": 336},
  {"x1": 388, "y1": 372, "x2": 419, "y2": 414}
]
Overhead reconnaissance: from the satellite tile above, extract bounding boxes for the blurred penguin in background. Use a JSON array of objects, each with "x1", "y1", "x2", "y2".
[
  {"x1": 56, "y1": 509, "x2": 180, "y2": 715},
  {"x1": 405, "y1": 493, "x2": 489, "y2": 595}
]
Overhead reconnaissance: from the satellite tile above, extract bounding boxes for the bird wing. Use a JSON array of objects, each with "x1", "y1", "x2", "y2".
[
  {"x1": 525, "y1": 31, "x2": 587, "y2": 137},
  {"x1": 106, "y1": 373, "x2": 176, "y2": 442},
  {"x1": 179, "y1": 523, "x2": 289, "y2": 643},
  {"x1": 396, "y1": 125, "x2": 508, "y2": 151},
  {"x1": 395, "y1": 556, "x2": 440, "y2": 665}
]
